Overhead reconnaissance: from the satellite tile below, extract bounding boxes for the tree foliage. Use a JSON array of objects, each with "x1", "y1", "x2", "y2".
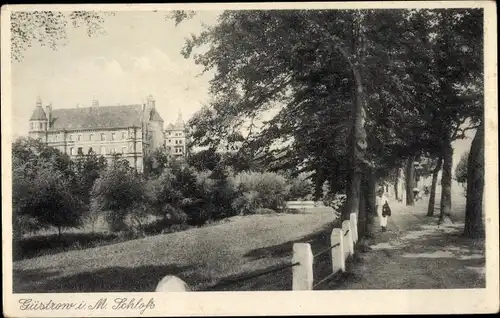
[
  {"x1": 179, "y1": 9, "x2": 482, "y2": 195},
  {"x1": 12, "y1": 138, "x2": 84, "y2": 238},
  {"x1": 91, "y1": 156, "x2": 147, "y2": 232},
  {"x1": 10, "y1": 10, "x2": 114, "y2": 62},
  {"x1": 455, "y1": 151, "x2": 469, "y2": 185}
]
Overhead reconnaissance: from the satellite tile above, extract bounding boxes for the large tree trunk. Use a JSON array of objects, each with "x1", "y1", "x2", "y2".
[
  {"x1": 427, "y1": 157, "x2": 443, "y2": 216},
  {"x1": 362, "y1": 167, "x2": 377, "y2": 238},
  {"x1": 439, "y1": 141, "x2": 453, "y2": 221},
  {"x1": 464, "y1": 123, "x2": 484, "y2": 238},
  {"x1": 313, "y1": 167, "x2": 324, "y2": 202},
  {"x1": 394, "y1": 169, "x2": 399, "y2": 201},
  {"x1": 342, "y1": 10, "x2": 366, "y2": 222},
  {"x1": 359, "y1": 172, "x2": 367, "y2": 239},
  {"x1": 405, "y1": 157, "x2": 415, "y2": 206}
]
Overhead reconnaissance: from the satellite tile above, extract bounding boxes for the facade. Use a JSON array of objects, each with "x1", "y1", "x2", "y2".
[
  {"x1": 164, "y1": 112, "x2": 189, "y2": 160},
  {"x1": 29, "y1": 95, "x2": 165, "y2": 172}
]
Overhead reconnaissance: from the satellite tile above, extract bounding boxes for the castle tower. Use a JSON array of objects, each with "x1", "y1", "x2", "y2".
[
  {"x1": 143, "y1": 94, "x2": 164, "y2": 150},
  {"x1": 29, "y1": 96, "x2": 48, "y2": 141}
]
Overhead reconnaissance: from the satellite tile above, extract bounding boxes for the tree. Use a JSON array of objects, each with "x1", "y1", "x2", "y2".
[
  {"x1": 178, "y1": 10, "x2": 413, "y2": 219},
  {"x1": 427, "y1": 156, "x2": 443, "y2": 216},
  {"x1": 175, "y1": 9, "x2": 483, "y2": 234},
  {"x1": 143, "y1": 148, "x2": 169, "y2": 178},
  {"x1": 12, "y1": 137, "x2": 84, "y2": 240},
  {"x1": 91, "y1": 156, "x2": 147, "y2": 233},
  {"x1": 187, "y1": 148, "x2": 222, "y2": 171},
  {"x1": 73, "y1": 151, "x2": 108, "y2": 205},
  {"x1": 464, "y1": 124, "x2": 484, "y2": 238},
  {"x1": 10, "y1": 10, "x2": 113, "y2": 62}
]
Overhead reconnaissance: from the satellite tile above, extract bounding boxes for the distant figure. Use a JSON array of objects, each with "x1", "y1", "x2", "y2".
[
  {"x1": 375, "y1": 187, "x2": 391, "y2": 232},
  {"x1": 412, "y1": 187, "x2": 420, "y2": 201},
  {"x1": 424, "y1": 186, "x2": 430, "y2": 196}
]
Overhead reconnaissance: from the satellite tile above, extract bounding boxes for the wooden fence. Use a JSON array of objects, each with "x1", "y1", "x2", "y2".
[{"x1": 155, "y1": 212, "x2": 359, "y2": 292}]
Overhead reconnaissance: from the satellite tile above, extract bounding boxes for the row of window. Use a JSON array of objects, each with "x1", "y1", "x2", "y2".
[
  {"x1": 166, "y1": 131, "x2": 183, "y2": 137},
  {"x1": 166, "y1": 139, "x2": 183, "y2": 145},
  {"x1": 31, "y1": 122, "x2": 47, "y2": 131},
  {"x1": 69, "y1": 146, "x2": 128, "y2": 156},
  {"x1": 70, "y1": 131, "x2": 130, "y2": 142},
  {"x1": 47, "y1": 131, "x2": 134, "y2": 142},
  {"x1": 166, "y1": 146, "x2": 184, "y2": 154}
]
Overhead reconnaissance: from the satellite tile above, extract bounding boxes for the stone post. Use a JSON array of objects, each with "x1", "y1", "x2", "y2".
[
  {"x1": 292, "y1": 243, "x2": 314, "y2": 290},
  {"x1": 331, "y1": 228, "x2": 345, "y2": 273}
]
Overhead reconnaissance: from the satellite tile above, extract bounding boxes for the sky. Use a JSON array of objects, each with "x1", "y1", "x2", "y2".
[
  {"x1": 10, "y1": 10, "x2": 475, "y2": 169},
  {"x1": 11, "y1": 11, "x2": 220, "y2": 138}
]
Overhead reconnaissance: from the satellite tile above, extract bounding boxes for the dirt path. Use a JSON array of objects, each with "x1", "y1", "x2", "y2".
[{"x1": 326, "y1": 197, "x2": 485, "y2": 290}]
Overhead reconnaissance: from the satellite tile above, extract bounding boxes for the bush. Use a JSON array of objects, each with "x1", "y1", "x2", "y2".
[
  {"x1": 91, "y1": 157, "x2": 148, "y2": 233},
  {"x1": 288, "y1": 173, "x2": 313, "y2": 200},
  {"x1": 230, "y1": 171, "x2": 291, "y2": 214}
]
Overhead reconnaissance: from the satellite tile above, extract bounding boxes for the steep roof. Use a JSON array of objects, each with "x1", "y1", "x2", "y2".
[
  {"x1": 49, "y1": 105, "x2": 144, "y2": 131},
  {"x1": 30, "y1": 106, "x2": 47, "y2": 121}
]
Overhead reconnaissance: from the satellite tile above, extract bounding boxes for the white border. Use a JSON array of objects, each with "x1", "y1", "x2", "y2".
[{"x1": 2, "y1": 2, "x2": 498, "y2": 316}]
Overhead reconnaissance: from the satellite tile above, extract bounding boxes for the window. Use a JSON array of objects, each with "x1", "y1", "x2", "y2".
[
  {"x1": 100, "y1": 146, "x2": 106, "y2": 155},
  {"x1": 54, "y1": 135, "x2": 58, "y2": 142},
  {"x1": 179, "y1": 139, "x2": 183, "y2": 145},
  {"x1": 101, "y1": 133, "x2": 106, "y2": 141},
  {"x1": 30, "y1": 123, "x2": 33, "y2": 130},
  {"x1": 121, "y1": 147, "x2": 126, "y2": 154},
  {"x1": 122, "y1": 132, "x2": 126, "y2": 139},
  {"x1": 39, "y1": 123, "x2": 43, "y2": 130},
  {"x1": 168, "y1": 139, "x2": 171, "y2": 143},
  {"x1": 111, "y1": 133, "x2": 115, "y2": 140},
  {"x1": 78, "y1": 135, "x2": 82, "y2": 141},
  {"x1": 89, "y1": 134, "x2": 93, "y2": 141},
  {"x1": 69, "y1": 135, "x2": 73, "y2": 141},
  {"x1": 70, "y1": 147, "x2": 75, "y2": 156}
]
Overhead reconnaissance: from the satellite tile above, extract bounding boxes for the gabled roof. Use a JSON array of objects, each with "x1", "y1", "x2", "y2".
[
  {"x1": 30, "y1": 106, "x2": 47, "y2": 121},
  {"x1": 49, "y1": 105, "x2": 144, "y2": 131}
]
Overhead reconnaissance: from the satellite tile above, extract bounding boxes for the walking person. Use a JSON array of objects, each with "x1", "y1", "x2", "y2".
[{"x1": 376, "y1": 187, "x2": 391, "y2": 232}]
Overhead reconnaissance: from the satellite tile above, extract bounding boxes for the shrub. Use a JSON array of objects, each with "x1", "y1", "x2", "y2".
[
  {"x1": 288, "y1": 173, "x2": 313, "y2": 200},
  {"x1": 230, "y1": 171, "x2": 291, "y2": 214},
  {"x1": 254, "y1": 208, "x2": 277, "y2": 215},
  {"x1": 232, "y1": 190, "x2": 261, "y2": 215},
  {"x1": 91, "y1": 157, "x2": 148, "y2": 233},
  {"x1": 12, "y1": 137, "x2": 85, "y2": 240}
]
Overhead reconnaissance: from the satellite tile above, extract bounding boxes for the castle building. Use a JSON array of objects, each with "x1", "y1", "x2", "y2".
[
  {"x1": 29, "y1": 95, "x2": 164, "y2": 172},
  {"x1": 164, "y1": 111, "x2": 189, "y2": 160}
]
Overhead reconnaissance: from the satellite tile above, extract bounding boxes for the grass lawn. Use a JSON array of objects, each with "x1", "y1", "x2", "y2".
[{"x1": 13, "y1": 207, "x2": 337, "y2": 293}]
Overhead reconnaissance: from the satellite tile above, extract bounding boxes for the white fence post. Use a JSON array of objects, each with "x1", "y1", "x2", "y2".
[
  {"x1": 156, "y1": 275, "x2": 189, "y2": 292},
  {"x1": 292, "y1": 243, "x2": 313, "y2": 290},
  {"x1": 331, "y1": 228, "x2": 345, "y2": 273},
  {"x1": 342, "y1": 220, "x2": 354, "y2": 257},
  {"x1": 350, "y1": 213, "x2": 358, "y2": 244}
]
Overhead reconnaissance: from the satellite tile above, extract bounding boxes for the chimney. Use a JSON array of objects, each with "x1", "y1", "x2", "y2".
[{"x1": 45, "y1": 103, "x2": 52, "y2": 127}]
